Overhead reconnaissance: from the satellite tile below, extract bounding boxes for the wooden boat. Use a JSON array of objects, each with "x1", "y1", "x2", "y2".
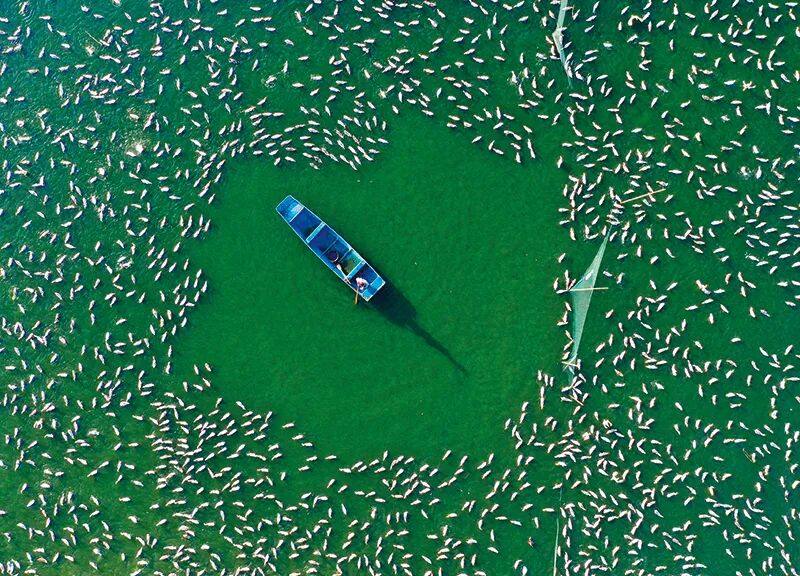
[{"x1": 276, "y1": 195, "x2": 386, "y2": 301}]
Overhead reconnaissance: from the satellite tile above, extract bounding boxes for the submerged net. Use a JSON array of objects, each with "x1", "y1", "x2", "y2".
[
  {"x1": 553, "y1": 0, "x2": 573, "y2": 86},
  {"x1": 566, "y1": 233, "x2": 609, "y2": 372},
  {"x1": 556, "y1": 0, "x2": 569, "y2": 29}
]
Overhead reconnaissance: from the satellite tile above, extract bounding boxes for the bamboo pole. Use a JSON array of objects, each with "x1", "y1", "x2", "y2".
[
  {"x1": 569, "y1": 286, "x2": 608, "y2": 292},
  {"x1": 620, "y1": 187, "x2": 667, "y2": 204}
]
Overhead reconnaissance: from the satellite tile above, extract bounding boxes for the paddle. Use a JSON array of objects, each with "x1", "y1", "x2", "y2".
[{"x1": 354, "y1": 289, "x2": 359, "y2": 305}]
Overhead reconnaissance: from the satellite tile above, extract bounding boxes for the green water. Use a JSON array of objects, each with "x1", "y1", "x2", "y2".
[
  {"x1": 0, "y1": 0, "x2": 798, "y2": 574},
  {"x1": 180, "y1": 114, "x2": 567, "y2": 459}
]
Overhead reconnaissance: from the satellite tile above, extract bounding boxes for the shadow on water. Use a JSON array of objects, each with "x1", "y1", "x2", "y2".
[{"x1": 368, "y1": 283, "x2": 468, "y2": 375}]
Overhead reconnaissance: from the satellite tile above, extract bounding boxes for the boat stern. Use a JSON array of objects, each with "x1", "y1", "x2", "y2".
[
  {"x1": 352, "y1": 265, "x2": 385, "y2": 301},
  {"x1": 361, "y1": 276, "x2": 385, "y2": 301}
]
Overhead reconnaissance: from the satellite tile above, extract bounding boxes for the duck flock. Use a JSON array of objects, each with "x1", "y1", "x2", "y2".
[{"x1": 0, "y1": 0, "x2": 798, "y2": 575}]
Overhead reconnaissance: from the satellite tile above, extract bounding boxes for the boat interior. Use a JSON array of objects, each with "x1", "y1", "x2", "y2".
[{"x1": 288, "y1": 207, "x2": 321, "y2": 239}]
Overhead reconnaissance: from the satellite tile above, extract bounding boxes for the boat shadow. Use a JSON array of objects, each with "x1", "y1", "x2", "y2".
[{"x1": 369, "y1": 283, "x2": 467, "y2": 375}]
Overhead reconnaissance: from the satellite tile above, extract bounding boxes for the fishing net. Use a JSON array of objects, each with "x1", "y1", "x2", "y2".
[
  {"x1": 553, "y1": 0, "x2": 573, "y2": 86},
  {"x1": 556, "y1": 0, "x2": 569, "y2": 30},
  {"x1": 566, "y1": 234, "x2": 609, "y2": 372}
]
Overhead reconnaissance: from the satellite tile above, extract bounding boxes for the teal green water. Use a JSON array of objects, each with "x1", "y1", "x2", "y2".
[{"x1": 0, "y1": 0, "x2": 798, "y2": 575}]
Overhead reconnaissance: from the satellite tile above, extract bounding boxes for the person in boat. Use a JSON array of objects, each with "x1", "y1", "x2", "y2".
[
  {"x1": 327, "y1": 250, "x2": 368, "y2": 292},
  {"x1": 327, "y1": 250, "x2": 346, "y2": 275}
]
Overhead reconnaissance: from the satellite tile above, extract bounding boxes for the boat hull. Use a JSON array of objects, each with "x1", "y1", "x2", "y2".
[{"x1": 276, "y1": 195, "x2": 386, "y2": 301}]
